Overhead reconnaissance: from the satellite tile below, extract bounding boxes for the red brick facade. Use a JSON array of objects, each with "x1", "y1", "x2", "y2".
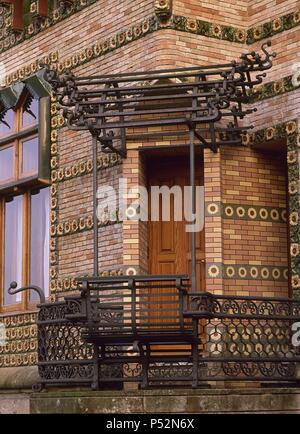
[{"x1": 0, "y1": 0, "x2": 299, "y2": 373}]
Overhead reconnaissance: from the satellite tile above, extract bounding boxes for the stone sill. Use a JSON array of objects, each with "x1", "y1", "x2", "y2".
[
  {"x1": 31, "y1": 387, "x2": 300, "y2": 398},
  {"x1": 30, "y1": 387, "x2": 300, "y2": 414},
  {"x1": 0, "y1": 367, "x2": 39, "y2": 390}
]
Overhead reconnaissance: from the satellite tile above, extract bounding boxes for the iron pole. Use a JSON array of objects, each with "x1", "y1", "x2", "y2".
[
  {"x1": 92, "y1": 133, "x2": 99, "y2": 276},
  {"x1": 189, "y1": 126, "x2": 197, "y2": 292}
]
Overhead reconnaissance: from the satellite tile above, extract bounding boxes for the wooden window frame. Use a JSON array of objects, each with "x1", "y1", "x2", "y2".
[
  {"x1": 0, "y1": 188, "x2": 50, "y2": 314},
  {"x1": 0, "y1": 92, "x2": 39, "y2": 184},
  {"x1": 0, "y1": 91, "x2": 47, "y2": 193},
  {"x1": 0, "y1": 92, "x2": 50, "y2": 313},
  {"x1": 19, "y1": 134, "x2": 39, "y2": 180},
  {"x1": 0, "y1": 142, "x2": 15, "y2": 185}
]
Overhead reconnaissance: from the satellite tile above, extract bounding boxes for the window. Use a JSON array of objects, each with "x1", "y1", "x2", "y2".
[
  {"x1": 0, "y1": 89, "x2": 50, "y2": 312},
  {"x1": 0, "y1": 187, "x2": 50, "y2": 311},
  {"x1": 0, "y1": 93, "x2": 39, "y2": 187}
]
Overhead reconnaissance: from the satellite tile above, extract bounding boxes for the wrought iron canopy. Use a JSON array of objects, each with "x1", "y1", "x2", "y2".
[{"x1": 44, "y1": 41, "x2": 276, "y2": 156}]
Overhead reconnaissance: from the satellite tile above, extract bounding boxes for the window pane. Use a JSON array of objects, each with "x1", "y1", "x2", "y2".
[
  {"x1": 0, "y1": 109, "x2": 15, "y2": 137},
  {"x1": 22, "y1": 95, "x2": 39, "y2": 128},
  {"x1": 0, "y1": 146, "x2": 14, "y2": 182},
  {"x1": 4, "y1": 196, "x2": 23, "y2": 305},
  {"x1": 21, "y1": 137, "x2": 39, "y2": 176},
  {"x1": 30, "y1": 188, "x2": 50, "y2": 301}
]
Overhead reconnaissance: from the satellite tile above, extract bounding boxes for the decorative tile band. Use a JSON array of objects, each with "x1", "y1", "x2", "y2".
[
  {"x1": 206, "y1": 202, "x2": 287, "y2": 223},
  {"x1": 247, "y1": 10, "x2": 300, "y2": 44},
  {"x1": 171, "y1": 11, "x2": 300, "y2": 45},
  {"x1": 223, "y1": 204, "x2": 287, "y2": 223},
  {"x1": 49, "y1": 88, "x2": 60, "y2": 295},
  {"x1": 50, "y1": 266, "x2": 134, "y2": 294},
  {"x1": 242, "y1": 120, "x2": 298, "y2": 145},
  {"x1": 207, "y1": 263, "x2": 289, "y2": 281},
  {"x1": 249, "y1": 73, "x2": 300, "y2": 103},
  {"x1": 0, "y1": 312, "x2": 37, "y2": 327},
  {"x1": 171, "y1": 15, "x2": 246, "y2": 43},
  {"x1": 5, "y1": 51, "x2": 59, "y2": 86},
  {"x1": 50, "y1": 212, "x2": 121, "y2": 238},
  {"x1": 286, "y1": 132, "x2": 300, "y2": 292},
  {"x1": 0, "y1": 329, "x2": 37, "y2": 354},
  {"x1": 0, "y1": 352, "x2": 37, "y2": 368},
  {"x1": 50, "y1": 265, "x2": 143, "y2": 294},
  {"x1": 50, "y1": 153, "x2": 122, "y2": 183},
  {"x1": 0, "y1": 312, "x2": 38, "y2": 368}
]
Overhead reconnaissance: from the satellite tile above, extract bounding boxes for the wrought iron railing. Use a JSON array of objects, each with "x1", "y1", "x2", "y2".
[
  {"x1": 10, "y1": 276, "x2": 299, "y2": 390},
  {"x1": 184, "y1": 292, "x2": 300, "y2": 384}
]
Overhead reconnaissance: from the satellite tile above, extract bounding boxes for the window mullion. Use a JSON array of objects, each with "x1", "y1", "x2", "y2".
[
  {"x1": 14, "y1": 139, "x2": 19, "y2": 182},
  {"x1": 16, "y1": 103, "x2": 21, "y2": 182}
]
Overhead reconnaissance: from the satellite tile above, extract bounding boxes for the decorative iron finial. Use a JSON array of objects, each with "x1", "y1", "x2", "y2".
[
  {"x1": 42, "y1": 41, "x2": 276, "y2": 153},
  {"x1": 240, "y1": 40, "x2": 276, "y2": 72},
  {"x1": 8, "y1": 281, "x2": 46, "y2": 304}
]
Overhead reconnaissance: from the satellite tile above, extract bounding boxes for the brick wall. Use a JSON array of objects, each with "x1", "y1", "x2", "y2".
[
  {"x1": 173, "y1": 0, "x2": 249, "y2": 27},
  {"x1": 174, "y1": 0, "x2": 299, "y2": 28},
  {"x1": 221, "y1": 146, "x2": 289, "y2": 297},
  {"x1": 248, "y1": 0, "x2": 299, "y2": 25}
]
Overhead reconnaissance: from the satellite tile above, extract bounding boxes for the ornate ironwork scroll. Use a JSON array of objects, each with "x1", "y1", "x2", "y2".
[
  {"x1": 43, "y1": 41, "x2": 276, "y2": 156},
  {"x1": 37, "y1": 301, "x2": 94, "y2": 389}
]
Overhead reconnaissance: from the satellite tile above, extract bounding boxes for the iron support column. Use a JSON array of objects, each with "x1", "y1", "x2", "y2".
[
  {"x1": 92, "y1": 133, "x2": 99, "y2": 276},
  {"x1": 189, "y1": 125, "x2": 197, "y2": 292}
]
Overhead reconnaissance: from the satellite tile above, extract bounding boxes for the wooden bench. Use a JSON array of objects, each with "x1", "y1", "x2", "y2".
[{"x1": 65, "y1": 275, "x2": 199, "y2": 389}]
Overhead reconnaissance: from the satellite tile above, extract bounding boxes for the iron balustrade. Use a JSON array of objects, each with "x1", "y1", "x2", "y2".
[
  {"x1": 66, "y1": 275, "x2": 195, "y2": 390},
  {"x1": 184, "y1": 292, "x2": 300, "y2": 384},
  {"x1": 9, "y1": 277, "x2": 300, "y2": 390}
]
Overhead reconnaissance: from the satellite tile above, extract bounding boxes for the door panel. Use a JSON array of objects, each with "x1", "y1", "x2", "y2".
[{"x1": 148, "y1": 157, "x2": 205, "y2": 290}]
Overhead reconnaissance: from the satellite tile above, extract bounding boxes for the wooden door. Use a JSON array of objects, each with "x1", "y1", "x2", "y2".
[{"x1": 148, "y1": 157, "x2": 205, "y2": 290}]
